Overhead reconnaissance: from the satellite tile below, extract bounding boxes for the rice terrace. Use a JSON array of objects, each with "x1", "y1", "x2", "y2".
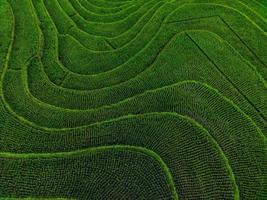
[{"x1": 0, "y1": 0, "x2": 267, "y2": 199}]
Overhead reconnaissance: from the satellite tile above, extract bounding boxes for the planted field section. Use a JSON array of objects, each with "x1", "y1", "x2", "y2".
[{"x1": 0, "y1": 0, "x2": 266, "y2": 199}]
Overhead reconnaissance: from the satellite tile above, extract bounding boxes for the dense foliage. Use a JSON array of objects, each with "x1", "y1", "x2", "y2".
[{"x1": 0, "y1": 0, "x2": 266, "y2": 199}]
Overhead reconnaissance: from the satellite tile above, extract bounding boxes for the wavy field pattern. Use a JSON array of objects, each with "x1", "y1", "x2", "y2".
[{"x1": 0, "y1": 0, "x2": 267, "y2": 199}]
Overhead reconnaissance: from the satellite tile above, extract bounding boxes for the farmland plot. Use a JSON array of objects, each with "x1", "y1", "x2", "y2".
[{"x1": 0, "y1": 0, "x2": 267, "y2": 199}]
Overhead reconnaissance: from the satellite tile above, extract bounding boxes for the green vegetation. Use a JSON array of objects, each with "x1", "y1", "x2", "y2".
[{"x1": 0, "y1": 0, "x2": 266, "y2": 199}]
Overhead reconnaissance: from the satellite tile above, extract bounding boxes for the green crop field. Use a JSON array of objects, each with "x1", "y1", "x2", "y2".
[{"x1": 0, "y1": 0, "x2": 266, "y2": 199}]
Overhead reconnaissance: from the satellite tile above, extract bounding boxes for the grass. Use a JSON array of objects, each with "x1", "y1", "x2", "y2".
[{"x1": 0, "y1": 0, "x2": 266, "y2": 199}]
